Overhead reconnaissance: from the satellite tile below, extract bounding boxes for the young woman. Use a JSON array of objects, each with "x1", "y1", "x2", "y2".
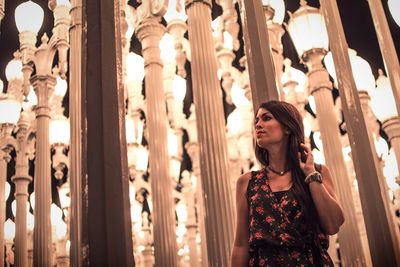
[{"x1": 231, "y1": 100, "x2": 344, "y2": 266}]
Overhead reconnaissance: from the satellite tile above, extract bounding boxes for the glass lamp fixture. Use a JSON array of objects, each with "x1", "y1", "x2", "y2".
[
  {"x1": 168, "y1": 129, "x2": 179, "y2": 157},
  {"x1": 383, "y1": 149, "x2": 399, "y2": 190},
  {"x1": 223, "y1": 31, "x2": 234, "y2": 50},
  {"x1": 324, "y1": 49, "x2": 375, "y2": 93},
  {"x1": 231, "y1": 83, "x2": 250, "y2": 107},
  {"x1": 176, "y1": 201, "x2": 188, "y2": 223},
  {"x1": 55, "y1": 220, "x2": 67, "y2": 240},
  {"x1": 125, "y1": 116, "x2": 144, "y2": 145},
  {"x1": 27, "y1": 211, "x2": 35, "y2": 232},
  {"x1": 227, "y1": 109, "x2": 244, "y2": 135},
  {"x1": 4, "y1": 219, "x2": 15, "y2": 242},
  {"x1": 261, "y1": 0, "x2": 285, "y2": 24},
  {"x1": 22, "y1": 86, "x2": 38, "y2": 111},
  {"x1": 126, "y1": 52, "x2": 145, "y2": 82},
  {"x1": 0, "y1": 94, "x2": 21, "y2": 125},
  {"x1": 160, "y1": 33, "x2": 176, "y2": 63},
  {"x1": 287, "y1": 0, "x2": 329, "y2": 59},
  {"x1": 50, "y1": 203, "x2": 63, "y2": 226},
  {"x1": 56, "y1": 0, "x2": 71, "y2": 7},
  {"x1": 15, "y1": 0, "x2": 44, "y2": 33},
  {"x1": 0, "y1": 79, "x2": 3, "y2": 93},
  {"x1": 29, "y1": 192, "x2": 35, "y2": 210},
  {"x1": 49, "y1": 114, "x2": 70, "y2": 145},
  {"x1": 135, "y1": 146, "x2": 149, "y2": 172},
  {"x1": 172, "y1": 75, "x2": 187, "y2": 102},
  {"x1": 5, "y1": 58, "x2": 23, "y2": 81},
  {"x1": 163, "y1": 0, "x2": 187, "y2": 23},
  {"x1": 5, "y1": 182, "x2": 10, "y2": 201},
  {"x1": 58, "y1": 183, "x2": 71, "y2": 210},
  {"x1": 281, "y1": 59, "x2": 306, "y2": 94},
  {"x1": 370, "y1": 70, "x2": 397, "y2": 122},
  {"x1": 55, "y1": 76, "x2": 68, "y2": 97},
  {"x1": 388, "y1": 0, "x2": 400, "y2": 27}
]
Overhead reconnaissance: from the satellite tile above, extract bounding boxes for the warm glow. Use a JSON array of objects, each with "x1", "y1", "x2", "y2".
[
  {"x1": 383, "y1": 149, "x2": 399, "y2": 191},
  {"x1": 261, "y1": 0, "x2": 285, "y2": 24},
  {"x1": 281, "y1": 59, "x2": 306, "y2": 93},
  {"x1": 287, "y1": 2, "x2": 329, "y2": 57},
  {"x1": 55, "y1": 76, "x2": 68, "y2": 97},
  {"x1": 374, "y1": 136, "x2": 389, "y2": 159},
  {"x1": 227, "y1": 109, "x2": 244, "y2": 135},
  {"x1": 172, "y1": 75, "x2": 187, "y2": 102},
  {"x1": 15, "y1": 1, "x2": 44, "y2": 33},
  {"x1": 5, "y1": 58, "x2": 23, "y2": 81},
  {"x1": 312, "y1": 148, "x2": 325, "y2": 165},
  {"x1": 5, "y1": 182, "x2": 11, "y2": 201},
  {"x1": 223, "y1": 31, "x2": 234, "y2": 50},
  {"x1": 164, "y1": 0, "x2": 187, "y2": 23},
  {"x1": 22, "y1": 86, "x2": 38, "y2": 111},
  {"x1": 176, "y1": 201, "x2": 188, "y2": 223},
  {"x1": 27, "y1": 212, "x2": 34, "y2": 231},
  {"x1": 231, "y1": 83, "x2": 250, "y2": 107},
  {"x1": 370, "y1": 71, "x2": 397, "y2": 121},
  {"x1": 312, "y1": 131, "x2": 323, "y2": 151},
  {"x1": 0, "y1": 94, "x2": 21, "y2": 125},
  {"x1": 51, "y1": 203, "x2": 63, "y2": 226},
  {"x1": 126, "y1": 52, "x2": 145, "y2": 82},
  {"x1": 131, "y1": 201, "x2": 142, "y2": 225},
  {"x1": 55, "y1": 220, "x2": 67, "y2": 239},
  {"x1": 125, "y1": 116, "x2": 144, "y2": 145},
  {"x1": 4, "y1": 219, "x2": 15, "y2": 242},
  {"x1": 58, "y1": 184, "x2": 71, "y2": 209},
  {"x1": 324, "y1": 49, "x2": 375, "y2": 93},
  {"x1": 49, "y1": 114, "x2": 70, "y2": 145},
  {"x1": 169, "y1": 157, "x2": 181, "y2": 180},
  {"x1": 30, "y1": 192, "x2": 35, "y2": 210},
  {"x1": 160, "y1": 33, "x2": 176, "y2": 62},
  {"x1": 308, "y1": 95, "x2": 316, "y2": 114},
  {"x1": 56, "y1": 0, "x2": 71, "y2": 7},
  {"x1": 136, "y1": 146, "x2": 149, "y2": 172},
  {"x1": 0, "y1": 79, "x2": 3, "y2": 93},
  {"x1": 168, "y1": 129, "x2": 179, "y2": 157},
  {"x1": 388, "y1": 0, "x2": 400, "y2": 27}
]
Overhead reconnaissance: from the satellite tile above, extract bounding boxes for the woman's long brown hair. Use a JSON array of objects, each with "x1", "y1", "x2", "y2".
[{"x1": 254, "y1": 100, "x2": 320, "y2": 231}]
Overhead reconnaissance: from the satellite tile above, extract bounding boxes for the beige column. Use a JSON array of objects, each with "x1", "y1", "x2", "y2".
[
  {"x1": 69, "y1": 0, "x2": 86, "y2": 265},
  {"x1": 367, "y1": 0, "x2": 400, "y2": 116},
  {"x1": 12, "y1": 112, "x2": 32, "y2": 267},
  {"x1": 31, "y1": 74, "x2": 55, "y2": 267},
  {"x1": 237, "y1": 0, "x2": 279, "y2": 111},
  {"x1": 304, "y1": 49, "x2": 366, "y2": 266},
  {"x1": 185, "y1": 1, "x2": 234, "y2": 265},
  {"x1": 135, "y1": 12, "x2": 178, "y2": 267},
  {"x1": 320, "y1": 1, "x2": 400, "y2": 266}
]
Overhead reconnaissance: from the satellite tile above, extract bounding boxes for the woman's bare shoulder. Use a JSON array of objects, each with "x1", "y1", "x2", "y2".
[{"x1": 236, "y1": 171, "x2": 253, "y2": 188}]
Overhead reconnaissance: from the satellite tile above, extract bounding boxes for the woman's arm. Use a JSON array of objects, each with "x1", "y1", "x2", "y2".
[
  {"x1": 299, "y1": 144, "x2": 344, "y2": 235},
  {"x1": 309, "y1": 165, "x2": 345, "y2": 235},
  {"x1": 231, "y1": 172, "x2": 251, "y2": 267}
]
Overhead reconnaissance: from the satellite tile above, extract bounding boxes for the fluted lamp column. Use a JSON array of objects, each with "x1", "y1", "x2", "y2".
[
  {"x1": 5, "y1": 55, "x2": 35, "y2": 267},
  {"x1": 287, "y1": 1, "x2": 366, "y2": 266},
  {"x1": 324, "y1": 48, "x2": 376, "y2": 267},
  {"x1": 0, "y1": 95, "x2": 21, "y2": 267},
  {"x1": 134, "y1": 1, "x2": 178, "y2": 265},
  {"x1": 261, "y1": 0, "x2": 285, "y2": 96},
  {"x1": 185, "y1": 0, "x2": 234, "y2": 266},
  {"x1": 15, "y1": 1, "x2": 71, "y2": 265}
]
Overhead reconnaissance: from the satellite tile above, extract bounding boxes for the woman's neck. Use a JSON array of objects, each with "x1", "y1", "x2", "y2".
[{"x1": 266, "y1": 144, "x2": 288, "y2": 171}]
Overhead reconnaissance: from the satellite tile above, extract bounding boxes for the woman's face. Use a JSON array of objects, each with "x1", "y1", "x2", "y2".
[{"x1": 254, "y1": 108, "x2": 286, "y2": 148}]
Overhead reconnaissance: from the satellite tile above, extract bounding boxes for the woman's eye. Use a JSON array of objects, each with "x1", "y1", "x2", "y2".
[{"x1": 261, "y1": 114, "x2": 271, "y2": 121}]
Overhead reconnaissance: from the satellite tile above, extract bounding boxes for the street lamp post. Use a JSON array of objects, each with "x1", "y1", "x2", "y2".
[
  {"x1": 15, "y1": 1, "x2": 71, "y2": 265},
  {"x1": 0, "y1": 0, "x2": 4, "y2": 30},
  {"x1": 0, "y1": 94, "x2": 20, "y2": 267},
  {"x1": 287, "y1": 1, "x2": 366, "y2": 265}
]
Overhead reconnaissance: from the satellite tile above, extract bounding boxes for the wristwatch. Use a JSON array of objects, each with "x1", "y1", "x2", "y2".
[{"x1": 305, "y1": 172, "x2": 323, "y2": 184}]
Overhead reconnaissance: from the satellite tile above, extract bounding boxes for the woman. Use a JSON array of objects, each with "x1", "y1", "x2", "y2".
[{"x1": 231, "y1": 100, "x2": 344, "y2": 266}]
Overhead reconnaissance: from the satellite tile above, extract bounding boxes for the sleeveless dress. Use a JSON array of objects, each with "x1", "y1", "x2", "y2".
[{"x1": 247, "y1": 169, "x2": 334, "y2": 267}]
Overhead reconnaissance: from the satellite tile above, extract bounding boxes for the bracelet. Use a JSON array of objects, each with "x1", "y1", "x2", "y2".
[{"x1": 305, "y1": 171, "x2": 323, "y2": 184}]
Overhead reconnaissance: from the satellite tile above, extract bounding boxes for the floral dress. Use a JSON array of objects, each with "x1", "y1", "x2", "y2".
[{"x1": 247, "y1": 169, "x2": 333, "y2": 267}]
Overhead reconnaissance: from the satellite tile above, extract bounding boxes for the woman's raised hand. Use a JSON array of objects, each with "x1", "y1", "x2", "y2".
[{"x1": 298, "y1": 143, "x2": 315, "y2": 176}]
